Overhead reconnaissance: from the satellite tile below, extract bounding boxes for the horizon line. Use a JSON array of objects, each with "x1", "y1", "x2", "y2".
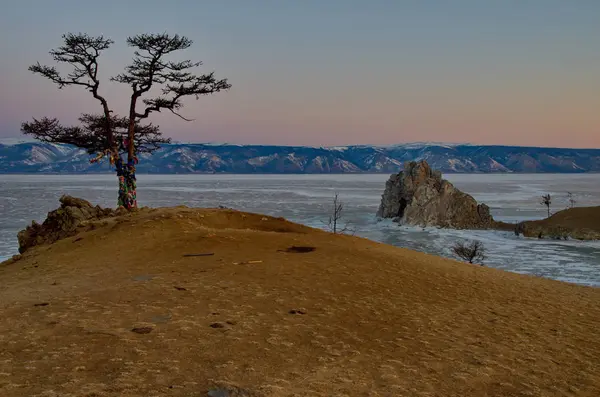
[{"x1": 2, "y1": 138, "x2": 600, "y2": 151}]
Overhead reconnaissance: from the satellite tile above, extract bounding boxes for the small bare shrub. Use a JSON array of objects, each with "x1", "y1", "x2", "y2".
[{"x1": 452, "y1": 240, "x2": 486, "y2": 265}]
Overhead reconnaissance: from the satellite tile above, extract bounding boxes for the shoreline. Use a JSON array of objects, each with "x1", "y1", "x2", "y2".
[{"x1": 4, "y1": 205, "x2": 600, "y2": 288}]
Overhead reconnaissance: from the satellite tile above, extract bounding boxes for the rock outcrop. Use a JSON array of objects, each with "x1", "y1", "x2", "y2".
[
  {"x1": 377, "y1": 160, "x2": 496, "y2": 229},
  {"x1": 514, "y1": 207, "x2": 600, "y2": 240},
  {"x1": 17, "y1": 195, "x2": 118, "y2": 254},
  {"x1": 515, "y1": 223, "x2": 600, "y2": 240}
]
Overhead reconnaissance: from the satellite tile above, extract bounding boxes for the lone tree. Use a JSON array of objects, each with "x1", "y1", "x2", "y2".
[
  {"x1": 451, "y1": 240, "x2": 486, "y2": 265},
  {"x1": 325, "y1": 193, "x2": 354, "y2": 235},
  {"x1": 541, "y1": 194, "x2": 552, "y2": 218},
  {"x1": 21, "y1": 32, "x2": 231, "y2": 209}
]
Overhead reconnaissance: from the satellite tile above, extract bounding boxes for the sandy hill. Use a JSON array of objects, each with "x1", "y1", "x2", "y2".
[
  {"x1": 517, "y1": 206, "x2": 600, "y2": 240},
  {"x1": 524, "y1": 205, "x2": 600, "y2": 231},
  {"x1": 1, "y1": 206, "x2": 599, "y2": 397}
]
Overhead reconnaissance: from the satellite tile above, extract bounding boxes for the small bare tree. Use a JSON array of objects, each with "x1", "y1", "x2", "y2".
[
  {"x1": 452, "y1": 240, "x2": 486, "y2": 265},
  {"x1": 541, "y1": 194, "x2": 552, "y2": 218},
  {"x1": 567, "y1": 192, "x2": 576, "y2": 209},
  {"x1": 326, "y1": 193, "x2": 354, "y2": 235}
]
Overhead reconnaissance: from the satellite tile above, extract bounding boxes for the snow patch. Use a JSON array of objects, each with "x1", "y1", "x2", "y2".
[
  {"x1": 327, "y1": 146, "x2": 350, "y2": 151},
  {"x1": 382, "y1": 142, "x2": 470, "y2": 150},
  {"x1": 489, "y1": 158, "x2": 509, "y2": 171},
  {"x1": 248, "y1": 154, "x2": 278, "y2": 166}
]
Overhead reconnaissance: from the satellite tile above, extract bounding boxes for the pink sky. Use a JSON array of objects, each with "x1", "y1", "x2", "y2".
[{"x1": 1, "y1": 1, "x2": 599, "y2": 148}]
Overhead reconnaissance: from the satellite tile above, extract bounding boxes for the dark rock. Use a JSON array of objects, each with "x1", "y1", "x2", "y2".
[
  {"x1": 2, "y1": 254, "x2": 23, "y2": 265},
  {"x1": 517, "y1": 222, "x2": 600, "y2": 241},
  {"x1": 515, "y1": 222, "x2": 525, "y2": 236},
  {"x1": 279, "y1": 246, "x2": 316, "y2": 253},
  {"x1": 131, "y1": 327, "x2": 153, "y2": 334},
  {"x1": 17, "y1": 195, "x2": 117, "y2": 254},
  {"x1": 59, "y1": 195, "x2": 92, "y2": 209},
  {"x1": 377, "y1": 160, "x2": 497, "y2": 229}
]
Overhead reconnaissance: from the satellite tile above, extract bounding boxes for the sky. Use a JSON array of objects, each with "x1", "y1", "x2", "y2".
[{"x1": 0, "y1": 0, "x2": 599, "y2": 148}]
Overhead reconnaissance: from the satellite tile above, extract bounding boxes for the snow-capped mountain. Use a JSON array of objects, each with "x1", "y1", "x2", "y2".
[{"x1": 1, "y1": 141, "x2": 599, "y2": 174}]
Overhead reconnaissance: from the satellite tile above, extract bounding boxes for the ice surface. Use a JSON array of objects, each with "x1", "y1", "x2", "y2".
[
  {"x1": 1, "y1": 173, "x2": 599, "y2": 286},
  {"x1": 0, "y1": 137, "x2": 37, "y2": 145}
]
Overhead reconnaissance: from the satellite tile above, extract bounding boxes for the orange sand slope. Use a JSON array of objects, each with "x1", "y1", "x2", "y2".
[{"x1": 1, "y1": 207, "x2": 599, "y2": 397}]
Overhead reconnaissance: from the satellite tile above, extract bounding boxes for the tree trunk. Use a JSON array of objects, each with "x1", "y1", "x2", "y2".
[
  {"x1": 122, "y1": 95, "x2": 138, "y2": 209},
  {"x1": 127, "y1": 96, "x2": 137, "y2": 163},
  {"x1": 115, "y1": 156, "x2": 137, "y2": 210}
]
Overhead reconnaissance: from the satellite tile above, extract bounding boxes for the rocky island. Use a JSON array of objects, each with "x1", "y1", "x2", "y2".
[
  {"x1": 1, "y1": 196, "x2": 600, "y2": 396},
  {"x1": 377, "y1": 160, "x2": 503, "y2": 229},
  {"x1": 378, "y1": 160, "x2": 600, "y2": 241}
]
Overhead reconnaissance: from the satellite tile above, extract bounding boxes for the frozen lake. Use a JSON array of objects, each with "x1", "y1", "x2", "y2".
[{"x1": 1, "y1": 173, "x2": 599, "y2": 286}]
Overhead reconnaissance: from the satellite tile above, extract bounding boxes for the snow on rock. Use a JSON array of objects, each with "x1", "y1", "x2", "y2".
[
  {"x1": 25, "y1": 146, "x2": 58, "y2": 164},
  {"x1": 248, "y1": 154, "x2": 278, "y2": 166},
  {"x1": 312, "y1": 156, "x2": 324, "y2": 167},
  {"x1": 333, "y1": 159, "x2": 360, "y2": 172},
  {"x1": 328, "y1": 146, "x2": 350, "y2": 151},
  {"x1": 489, "y1": 158, "x2": 510, "y2": 172},
  {"x1": 286, "y1": 153, "x2": 307, "y2": 168}
]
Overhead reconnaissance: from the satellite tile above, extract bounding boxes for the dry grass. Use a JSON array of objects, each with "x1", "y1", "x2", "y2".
[
  {"x1": 1, "y1": 207, "x2": 599, "y2": 396},
  {"x1": 525, "y1": 205, "x2": 600, "y2": 231}
]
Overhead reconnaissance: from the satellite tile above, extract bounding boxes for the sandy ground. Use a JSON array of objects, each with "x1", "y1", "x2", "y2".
[
  {"x1": 523, "y1": 205, "x2": 600, "y2": 231},
  {"x1": 0, "y1": 207, "x2": 599, "y2": 397}
]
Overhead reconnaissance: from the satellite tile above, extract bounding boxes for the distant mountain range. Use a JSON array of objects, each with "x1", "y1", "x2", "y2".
[{"x1": 1, "y1": 141, "x2": 599, "y2": 174}]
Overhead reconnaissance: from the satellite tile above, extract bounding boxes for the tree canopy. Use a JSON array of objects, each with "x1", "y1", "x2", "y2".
[{"x1": 22, "y1": 32, "x2": 231, "y2": 162}]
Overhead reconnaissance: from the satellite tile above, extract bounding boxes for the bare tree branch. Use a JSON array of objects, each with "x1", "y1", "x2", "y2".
[
  {"x1": 135, "y1": 71, "x2": 231, "y2": 120},
  {"x1": 28, "y1": 33, "x2": 116, "y2": 146},
  {"x1": 112, "y1": 33, "x2": 231, "y2": 119},
  {"x1": 169, "y1": 108, "x2": 195, "y2": 121},
  {"x1": 21, "y1": 114, "x2": 169, "y2": 156},
  {"x1": 325, "y1": 193, "x2": 355, "y2": 235}
]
